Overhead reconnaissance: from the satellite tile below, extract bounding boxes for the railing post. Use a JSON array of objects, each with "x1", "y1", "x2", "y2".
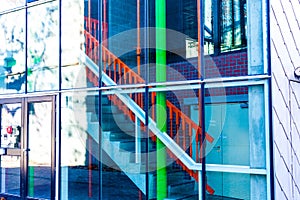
[
  {"x1": 198, "y1": 170, "x2": 203, "y2": 200},
  {"x1": 135, "y1": 115, "x2": 141, "y2": 163}
]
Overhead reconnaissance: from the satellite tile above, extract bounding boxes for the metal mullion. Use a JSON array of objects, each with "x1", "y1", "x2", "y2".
[
  {"x1": 26, "y1": 95, "x2": 55, "y2": 103},
  {"x1": 25, "y1": 2, "x2": 28, "y2": 94},
  {"x1": 0, "y1": 104, "x2": 2, "y2": 194},
  {"x1": 144, "y1": 0, "x2": 150, "y2": 198},
  {"x1": 51, "y1": 96, "x2": 57, "y2": 200},
  {"x1": 58, "y1": 0, "x2": 62, "y2": 199},
  {"x1": 264, "y1": 82, "x2": 272, "y2": 200},
  {"x1": 22, "y1": 97, "x2": 29, "y2": 199},
  {"x1": 98, "y1": 0, "x2": 103, "y2": 199},
  {"x1": 0, "y1": 98, "x2": 22, "y2": 104},
  {"x1": 199, "y1": 0, "x2": 206, "y2": 199}
]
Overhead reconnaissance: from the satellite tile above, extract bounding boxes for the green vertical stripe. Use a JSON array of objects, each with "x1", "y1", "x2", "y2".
[
  {"x1": 156, "y1": 0, "x2": 167, "y2": 199},
  {"x1": 28, "y1": 166, "x2": 34, "y2": 196}
]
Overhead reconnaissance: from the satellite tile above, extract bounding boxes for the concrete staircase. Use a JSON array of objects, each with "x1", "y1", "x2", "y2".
[{"x1": 85, "y1": 95, "x2": 199, "y2": 199}]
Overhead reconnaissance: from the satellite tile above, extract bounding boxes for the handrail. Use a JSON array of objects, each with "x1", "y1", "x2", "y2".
[
  {"x1": 85, "y1": 29, "x2": 213, "y2": 141},
  {"x1": 83, "y1": 17, "x2": 215, "y2": 194},
  {"x1": 81, "y1": 51, "x2": 215, "y2": 194},
  {"x1": 81, "y1": 51, "x2": 199, "y2": 170}
]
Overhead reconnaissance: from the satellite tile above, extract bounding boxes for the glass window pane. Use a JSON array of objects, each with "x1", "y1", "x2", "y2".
[
  {"x1": 0, "y1": 1, "x2": 25, "y2": 13},
  {"x1": 149, "y1": 0, "x2": 200, "y2": 83},
  {"x1": 27, "y1": 1, "x2": 59, "y2": 92},
  {"x1": 61, "y1": 91, "x2": 99, "y2": 199},
  {"x1": 146, "y1": 88, "x2": 204, "y2": 198},
  {"x1": 101, "y1": 92, "x2": 146, "y2": 199},
  {"x1": 27, "y1": 101, "x2": 52, "y2": 199},
  {"x1": 196, "y1": 86, "x2": 250, "y2": 166},
  {"x1": 206, "y1": 172, "x2": 250, "y2": 199},
  {"x1": 0, "y1": 10, "x2": 26, "y2": 94},
  {"x1": 62, "y1": 0, "x2": 99, "y2": 89},
  {"x1": 101, "y1": 0, "x2": 146, "y2": 87},
  {"x1": 204, "y1": 0, "x2": 247, "y2": 55}
]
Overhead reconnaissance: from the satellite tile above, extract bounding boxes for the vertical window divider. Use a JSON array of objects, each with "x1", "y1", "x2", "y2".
[
  {"x1": 57, "y1": 0, "x2": 62, "y2": 199},
  {"x1": 98, "y1": 1, "x2": 103, "y2": 199}
]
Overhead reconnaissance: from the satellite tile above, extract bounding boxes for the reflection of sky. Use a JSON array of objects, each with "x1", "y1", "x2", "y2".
[{"x1": 0, "y1": 1, "x2": 25, "y2": 13}]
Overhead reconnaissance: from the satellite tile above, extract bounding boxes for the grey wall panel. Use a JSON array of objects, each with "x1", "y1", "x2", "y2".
[{"x1": 270, "y1": 0, "x2": 300, "y2": 199}]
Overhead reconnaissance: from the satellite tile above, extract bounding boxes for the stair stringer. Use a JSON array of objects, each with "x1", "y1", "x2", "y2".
[
  {"x1": 81, "y1": 51, "x2": 215, "y2": 197},
  {"x1": 81, "y1": 51, "x2": 203, "y2": 170}
]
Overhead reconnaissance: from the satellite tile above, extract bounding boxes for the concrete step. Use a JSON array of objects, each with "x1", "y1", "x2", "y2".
[
  {"x1": 167, "y1": 170, "x2": 192, "y2": 185},
  {"x1": 164, "y1": 194, "x2": 198, "y2": 200},
  {"x1": 102, "y1": 131, "x2": 156, "y2": 198},
  {"x1": 102, "y1": 104, "x2": 122, "y2": 114},
  {"x1": 85, "y1": 95, "x2": 110, "y2": 105},
  {"x1": 101, "y1": 121, "x2": 123, "y2": 132},
  {"x1": 101, "y1": 112, "x2": 129, "y2": 122},
  {"x1": 167, "y1": 180, "x2": 196, "y2": 198},
  {"x1": 118, "y1": 137, "x2": 160, "y2": 153}
]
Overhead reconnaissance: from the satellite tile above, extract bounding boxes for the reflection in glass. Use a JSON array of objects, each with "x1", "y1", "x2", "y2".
[
  {"x1": 27, "y1": 102, "x2": 52, "y2": 199},
  {"x1": 0, "y1": 1, "x2": 25, "y2": 13},
  {"x1": 204, "y1": 0, "x2": 247, "y2": 54},
  {"x1": 204, "y1": 102, "x2": 249, "y2": 166},
  {"x1": 61, "y1": 91, "x2": 99, "y2": 199},
  {"x1": 101, "y1": 92, "x2": 147, "y2": 199},
  {"x1": 61, "y1": 0, "x2": 95, "y2": 89},
  {"x1": 0, "y1": 103, "x2": 22, "y2": 195},
  {"x1": 190, "y1": 86, "x2": 249, "y2": 166},
  {"x1": 27, "y1": 1, "x2": 59, "y2": 92},
  {"x1": 0, "y1": 10, "x2": 26, "y2": 94},
  {"x1": 206, "y1": 172, "x2": 250, "y2": 199}
]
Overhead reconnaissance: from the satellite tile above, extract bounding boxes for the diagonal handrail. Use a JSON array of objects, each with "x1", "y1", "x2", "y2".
[
  {"x1": 80, "y1": 51, "x2": 215, "y2": 194},
  {"x1": 84, "y1": 30, "x2": 213, "y2": 143}
]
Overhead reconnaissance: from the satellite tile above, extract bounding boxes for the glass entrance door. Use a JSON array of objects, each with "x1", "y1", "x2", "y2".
[
  {"x1": 0, "y1": 99, "x2": 22, "y2": 198},
  {"x1": 0, "y1": 96, "x2": 56, "y2": 200}
]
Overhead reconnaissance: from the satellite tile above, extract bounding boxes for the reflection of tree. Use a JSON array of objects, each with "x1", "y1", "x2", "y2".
[
  {"x1": 0, "y1": 3, "x2": 59, "y2": 92},
  {"x1": 0, "y1": 11, "x2": 26, "y2": 92},
  {"x1": 3, "y1": 104, "x2": 21, "y2": 117},
  {"x1": 0, "y1": 16, "x2": 25, "y2": 55},
  {"x1": 27, "y1": 3, "x2": 59, "y2": 91}
]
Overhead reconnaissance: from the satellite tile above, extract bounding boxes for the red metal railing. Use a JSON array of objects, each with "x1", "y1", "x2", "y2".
[{"x1": 84, "y1": 17, "x2": 215, "y2": 194}]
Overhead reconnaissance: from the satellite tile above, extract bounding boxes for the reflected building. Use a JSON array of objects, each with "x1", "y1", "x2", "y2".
[{"x1": 0, "y1": 0, "x2": 299, "y2": 200}]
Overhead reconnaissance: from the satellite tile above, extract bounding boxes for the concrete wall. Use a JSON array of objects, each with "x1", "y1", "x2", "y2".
[{"x1": 270, "y1": 0, "x2": 300, "y2": 199}]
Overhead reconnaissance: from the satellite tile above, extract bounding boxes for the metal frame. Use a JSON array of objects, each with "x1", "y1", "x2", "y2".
[
  {"x1": 0, "y1": 0, "x2": 273, "y2": 199},
  {"x1": 0, "y1": 95, "x2": 56, "y2": 200}
]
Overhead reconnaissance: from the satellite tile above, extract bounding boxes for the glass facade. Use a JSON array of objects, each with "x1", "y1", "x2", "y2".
[{"x1": 0, "y1": 0, "x2": 271, "y2": 200}]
